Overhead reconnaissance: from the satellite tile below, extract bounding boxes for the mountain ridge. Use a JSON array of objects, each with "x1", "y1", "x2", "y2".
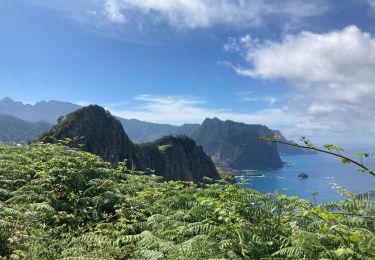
[
  {"x1": 39, "y1": 105, "x2": 220, "y2": 182},
  {"x1": 0, "y1": 97, "x2": 310, "y2": 158},
  {"x1": 0, "y1": 97, "x2": 80, "y2": 124},
  {"x1": 0, "y1": 113, "x2": 52, "y2": 142}
]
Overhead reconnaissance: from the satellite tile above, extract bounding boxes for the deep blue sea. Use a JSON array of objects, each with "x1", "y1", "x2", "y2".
[{"x1": 237, "y1": 148, "x2": 375, "y2": 204}]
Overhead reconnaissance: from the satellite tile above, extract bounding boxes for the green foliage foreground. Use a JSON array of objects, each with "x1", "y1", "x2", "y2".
[{"x1": 0, "y1": 144, "x2": 374, "y2": 259}]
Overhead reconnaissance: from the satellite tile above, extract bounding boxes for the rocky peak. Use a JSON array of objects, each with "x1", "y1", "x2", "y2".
[
  {"x1": 39, "y1": 105, "x2": 137, "y2": 166},
  {"x1": 39, "y1": 105, "x2": 220, "y2": 182}
]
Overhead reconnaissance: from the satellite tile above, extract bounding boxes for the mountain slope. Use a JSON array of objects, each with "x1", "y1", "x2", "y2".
[
  {"x1": 118, "y1": 118, "x2": 180, "y2": 143},
  {"x1": 118, "y1": 117, "x2": 200, "y2": 143},
  {"x1": 39, "y1": 105, "x2": 138, "y2": 166},
  {"x1": 39, "y1": 105, "x2": 219, "y2": 182},
  {"x1": 0, "y1": 114, "x2": 52, "y2": 142},
  {"x1": 0, "y1": 97, "x2": 80, "y2": 123},
  {"x1": 192, "y1": 118, "x2": 283, "y2": 170},
  {"x1": 0, "y1": 97, "x2": 200, "y2": 143},
  {"x1": 0, "y1": 98, "x2": 308, "y2": 158},
  {"x1": 139, "y1": 135, "x2": 219, "y2": 182}
]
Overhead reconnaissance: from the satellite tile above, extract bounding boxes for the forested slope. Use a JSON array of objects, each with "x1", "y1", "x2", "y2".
[{"x1": 0, "y1": 143, "x2": 374, "y2": 259}]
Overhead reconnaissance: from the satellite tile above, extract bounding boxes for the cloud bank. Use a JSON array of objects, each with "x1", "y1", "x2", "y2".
[{"x1": 226, "y1": 26, "x2": 375, "y2": 142}]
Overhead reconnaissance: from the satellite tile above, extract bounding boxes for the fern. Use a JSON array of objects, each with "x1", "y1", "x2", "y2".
[{"x1": 0, "y1": 143, "x2": 374, "y2": 259}]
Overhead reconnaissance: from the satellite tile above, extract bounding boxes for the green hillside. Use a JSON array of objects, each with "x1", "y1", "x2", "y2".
[{"x1": 0, "y1": 143, "x2": 374, "y2": 259}]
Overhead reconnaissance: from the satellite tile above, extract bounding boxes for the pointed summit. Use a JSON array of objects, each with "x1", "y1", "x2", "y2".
[
  {"x1": 39, "y1": 105, "x2": 219, "y2": 182},
  {"x1": 39, "y1": 105, "x2": 137, "y2": 166}
]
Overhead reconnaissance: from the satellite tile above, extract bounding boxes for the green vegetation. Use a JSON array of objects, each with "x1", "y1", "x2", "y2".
[{"x1": 1, "y1": 143, "x2": 374, "y2": 259}]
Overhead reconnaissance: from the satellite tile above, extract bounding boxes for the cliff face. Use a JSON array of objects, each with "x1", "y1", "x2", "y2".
[
  {"x1": 152, "y1": 136, "x2": 219, "y2": 182},
  {"x1": 39, "y1": 105, "x2": 219, "y2": 182},
  {"x1": 136, "y1": 136, "x2": 220, "y2": 182},
  {"x1": 39, "y1": 105, "x2": 137, "y2": 166},
  {"x1": 192, "y1": 118, "x2": 283, "y2": 170}
]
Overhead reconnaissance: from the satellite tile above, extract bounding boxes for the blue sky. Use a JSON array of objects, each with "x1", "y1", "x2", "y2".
[{"x1": 1, "y1": 0, "x2": 375, "y2": 144}]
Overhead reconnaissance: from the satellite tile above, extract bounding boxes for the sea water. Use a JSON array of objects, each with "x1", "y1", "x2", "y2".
[{"x1": 238, "y1": 148, "x2": 375, "y2": 204}]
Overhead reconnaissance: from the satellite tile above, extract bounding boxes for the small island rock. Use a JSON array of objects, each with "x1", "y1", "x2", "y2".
[{"x1": 298, "y1": 172, "x2": 309, "y2": 179}]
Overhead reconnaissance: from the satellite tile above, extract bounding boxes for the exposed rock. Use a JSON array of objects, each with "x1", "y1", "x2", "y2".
[
  {"x1": 39, "y1": 105, "x2": 137, "y2": 166},
  {"x1": 39, "y1": 105, "x2": 219, "y2": 182},
  {"x1": 152, "y1": 136, "x2": 219, "y2": 182},
  {"x1": 192, "y1": 118, "x2": 283, "y2": 170},
  {"x1": 298, "y1": 172, "x2": 309, "y2": 179}
]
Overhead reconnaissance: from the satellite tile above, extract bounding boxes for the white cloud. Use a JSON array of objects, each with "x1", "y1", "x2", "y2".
[
  {"x1": 29, "y1": 0, "x2": 329, "y2": 32},
  {"x1": 226, "y1": 26, "x2": 375, "y2": 143},
  {"x1": 236, "y1": 91, "x2": 278, "y2": 106},
  {"x1": 366, "y1": 0, "x2": 375, "y2": 9},
  {"x1": 108, "y1": 94, "x2": 306, "y2": 132},
  {"x1": 108, "y1": 0, "x2": 329, "y2": 29},
  {"x1": 105, "y1": 0, "x2": 126, "y2": 23}
]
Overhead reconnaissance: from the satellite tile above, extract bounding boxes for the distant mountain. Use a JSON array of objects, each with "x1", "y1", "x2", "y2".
[
  {"x1": 0, "y1": 97, "x2": 80, "y2": 124},
  {"x1": 118, "y1": 117, "x2": 200, "y2": 143},
  {"x1": 271, "y1": 130, "x2": 316, "y2": 155},
  {"x1": 39, "y1": 105, "x2": 219, "y2": 182},
  {"x1": 174, "y1": 124, "x2": 201, "y2": 136},
  {"x1": 1, "y1": 98, "x2": 310, "y2": 159},
  {"x1": 0, "y1": 114, "x2": 52, "y2": 143},
  {"x1": 0, "y1": 97, "x2": 200, "y2": 143},
  {"x1": 192, "y1": 118, "x2": 283, "y2": 170}
]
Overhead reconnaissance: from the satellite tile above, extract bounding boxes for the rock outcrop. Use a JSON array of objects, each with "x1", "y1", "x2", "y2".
[
  {"x1": 39, "y1": 105, "x2": 219, "y2": 182},
  {"x1": 39, "y1": 105, "x2": 138, "y2": 166},
  {"x1": 298, "y1": 172, "x2": 309, "y2": 179},
  {"x1": 192, "y1": 118, "x2": 283, "y2": 170},
  {"x1": 148, "y1": 136, "x2": 219, "y2": 182}
]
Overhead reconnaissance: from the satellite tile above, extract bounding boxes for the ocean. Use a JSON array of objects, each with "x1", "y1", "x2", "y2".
[{"x1": 237, "y1": 148, "x2": 375, "y2": 204}]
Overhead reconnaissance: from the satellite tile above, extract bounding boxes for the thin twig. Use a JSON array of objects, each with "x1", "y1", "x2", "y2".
[{"x1": 269, "y1": 140, "x2": 375, "y2": 177}]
